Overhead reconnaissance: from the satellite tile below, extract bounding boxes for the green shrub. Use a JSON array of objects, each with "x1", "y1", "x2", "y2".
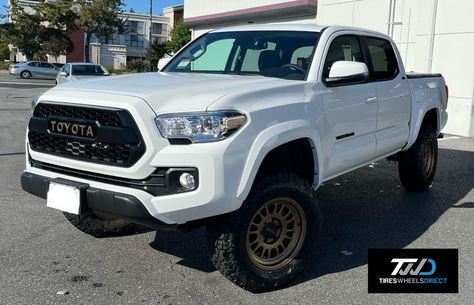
[
  {"x1": 0, "y1": 61, "x2": 11, "y2": 70},
  {"x1": 106, "y1": 66, "x2": 137, "y2": 75},
  {"x1": 127, "y1": 58, "x2": 148, "y2": 72}
]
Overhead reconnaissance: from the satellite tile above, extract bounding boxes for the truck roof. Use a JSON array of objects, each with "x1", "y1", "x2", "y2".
[
  {"x1": 212, "y1": 23, "x2": 327, "y2": 33},
  {"x1": 211, "y1": 23, "x2": 392, "y2": 40}
]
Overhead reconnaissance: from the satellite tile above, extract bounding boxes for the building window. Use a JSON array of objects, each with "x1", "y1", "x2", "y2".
[
  {"x1": 126, "y1": 35, "x2": 144, "y2": 48},
  {"x1": 100, "y1": 34, "x2": 122, "y2": 45},
  {"x1": 128, "y1": 21, "x2": 144, "y2": 35},
  {"x1": 152, "y1": 23, "x2": 167, "y2": 35}
]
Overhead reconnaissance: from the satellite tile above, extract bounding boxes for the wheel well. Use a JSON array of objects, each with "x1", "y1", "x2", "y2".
[
  {"x1": 421, "y1": 108, "x2": 438, "y2": 132},
  {"x1": 255, "y1": 138, "x2": 315, "y2": 184}
]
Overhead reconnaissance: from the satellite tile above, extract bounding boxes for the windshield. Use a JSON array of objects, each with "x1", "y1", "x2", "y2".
[
  {"x1": 164, "y1": 31, "x2": 320, "y2": 81},
  {"x1": 72, "y1": 65, "x2": 109, "y2": 76}
]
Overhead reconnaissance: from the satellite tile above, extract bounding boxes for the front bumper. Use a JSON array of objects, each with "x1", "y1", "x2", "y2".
[
  {"x1": 21, "y1": 171, "x2": 182, "y2": 230},
  {"x1": 24, "y1": 92, "x2": 246, "y2": 225}
]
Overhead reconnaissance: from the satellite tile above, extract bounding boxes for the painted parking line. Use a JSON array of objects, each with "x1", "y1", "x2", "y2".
[{"x1": 0, "y1": 81, "x2": 54, "y2": 86}]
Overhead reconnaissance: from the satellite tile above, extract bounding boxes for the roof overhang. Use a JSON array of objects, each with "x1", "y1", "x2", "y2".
[{"x1": 184, "y1": 0, "x2": 317, "y2": 28}]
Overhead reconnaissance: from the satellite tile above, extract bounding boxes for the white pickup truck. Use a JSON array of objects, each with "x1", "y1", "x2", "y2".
[{"x1": 21, "y1": 24, "x2": 448, "y2": 292}]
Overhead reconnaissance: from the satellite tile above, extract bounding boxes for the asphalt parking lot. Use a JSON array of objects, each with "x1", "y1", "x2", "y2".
[{"x1": 0, "y1": 71, "x2": 473, "y2": 304}]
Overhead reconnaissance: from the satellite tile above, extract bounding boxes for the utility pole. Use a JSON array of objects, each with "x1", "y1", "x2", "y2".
[{"x1": 148, "y1": 0, "x2": 153, "y2": 71}]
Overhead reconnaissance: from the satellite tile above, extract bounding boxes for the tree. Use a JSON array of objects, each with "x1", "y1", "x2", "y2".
[
  {"x1": 146, "y1": 39, "x2": 169, "y2": 70},
  {"x1": 76, "y1": 0, "x2": 126, "y2": 62},
  {"x1": 35, "y1": 0, "x2": 79, "y2": 31},
  {"x1": 0, "y1": 0, "x2": 77, "y2": 60},
  {"x1": 166, "y1": 22, "x2": 191, "y2": 54},
  {"x1": 0, "y1": 26, "x2": 11, "y2": 60},
  {"x1": 35, "y1": 0, "x2": 77, "y2": 59},
  {"x1": 41, "y1": 28, "x2": 74, "y2": 58},
  {"x1": 0, "y1": 1, "x2": 44, "y2": 60},
  {"x1": 0, "y1": 42, "x2": 10, "y2": 61}
]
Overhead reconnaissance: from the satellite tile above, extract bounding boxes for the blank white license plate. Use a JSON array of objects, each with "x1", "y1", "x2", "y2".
[{"x1": 47, "y1": 182, "x2": 81, "y2": 215}]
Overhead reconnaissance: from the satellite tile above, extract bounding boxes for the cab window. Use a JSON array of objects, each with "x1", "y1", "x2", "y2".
[
  {"x1": 241, "y1": 42, "x2": 276, "y2": 72},
  {"x1": 190, "y1": 39, "x2": 236, "y2": 71},
  {"x1": 323, "y1": 35, "x2": 365, "y2": 79},
  {"x1": 365, "y1": 37, "x2": 399, "y2": 81},
  {"x1": 291, "y1": 46, "x2": 314, "y2": 71},
  {"x1": 165, "y1": 31, "x2": 320, "y2": 81}
]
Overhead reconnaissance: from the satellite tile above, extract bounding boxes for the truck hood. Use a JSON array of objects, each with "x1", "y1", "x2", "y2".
[{"x1": 50, "y1": 72, "x2": 290, "y2": 114}]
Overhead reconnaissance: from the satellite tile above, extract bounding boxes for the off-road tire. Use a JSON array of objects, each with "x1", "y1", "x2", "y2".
[
  {"x1": 207, "y1": 173, "x2": 320, "y2": 292},
  {"x1": 20, "y1": 70, "x2": 31, "y2": 79},
  {"x1": 63, "y1": 212, "x2": 137, "y2": 238},
  {"x1": 398, "y1": 125, "x2": 438, "y2": 191}
]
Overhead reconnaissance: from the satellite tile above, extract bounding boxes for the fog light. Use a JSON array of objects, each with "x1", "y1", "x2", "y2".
[{"x1": 179, "y1": 172, "x2": 195, "y2": 190}]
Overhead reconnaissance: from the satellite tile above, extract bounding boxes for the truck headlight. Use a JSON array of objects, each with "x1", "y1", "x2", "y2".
[{"x1": 155, "y1": 111, "x2": 247, "y2": 143}]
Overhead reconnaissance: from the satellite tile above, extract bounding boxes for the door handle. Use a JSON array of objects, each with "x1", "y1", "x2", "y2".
[{"x1": 365, "y1": 97, "x2": 377, "y2": 104}]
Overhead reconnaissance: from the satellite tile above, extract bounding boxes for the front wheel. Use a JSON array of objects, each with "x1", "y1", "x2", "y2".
[
  {"x1": 20, "y1": 70, "x2": 31, "y2": 79},
  {"x1": 398, "y1": 125, "x2": 438, "y2": 191},
  {"x1": 207, "y1": 173, "x2": 320, "y2": 292}
]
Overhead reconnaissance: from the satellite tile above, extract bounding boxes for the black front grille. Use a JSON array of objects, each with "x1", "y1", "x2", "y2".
[
  {"x1": 28, "y1": 103, "x2": 145, "y2": 166},
  {"x1": 34, "y1": 103, "x2": 121, "y2": 127}
]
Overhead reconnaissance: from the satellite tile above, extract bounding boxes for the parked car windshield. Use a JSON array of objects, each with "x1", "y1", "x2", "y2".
[
  {"x1": 72, "y1": 65, "x2": 108, "y2": 76},
  {"x1": 164, "y1": 31, "x2": 321, "y2": 81}
]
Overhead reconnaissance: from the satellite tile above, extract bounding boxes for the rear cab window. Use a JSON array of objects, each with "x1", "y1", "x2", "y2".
[{"x1": 364, "y1": 37, "x2": 399, "y2": 81}]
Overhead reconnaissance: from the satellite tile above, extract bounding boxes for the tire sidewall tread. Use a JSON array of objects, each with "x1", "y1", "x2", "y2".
[
  {"x1": 398, "y1": 125, "x2": 438, "y2": 191},
  {"x1": 207, "y1": 172, "x2": 320, "y2": 292}
]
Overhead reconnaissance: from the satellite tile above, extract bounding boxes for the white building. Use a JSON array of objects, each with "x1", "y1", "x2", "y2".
[
  {"x1": 183, "y1": 0, "x2": 474, "y2": 137},
  {"x1": 185, "y1": 0, "x2": 317, "y2": 38},
  {"x1": 91, "y1": 12, "x2": 169, "y2": 69}
]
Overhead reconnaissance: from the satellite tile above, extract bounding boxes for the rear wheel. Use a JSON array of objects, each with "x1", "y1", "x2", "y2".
[
  {"x1": 63, "y1": 213, "x2": 137, "y2": 238},
  {"x1": 398, "y1": 125, "x2": 438, "y2": 191},
  {"x1": 20, "y1": 70, "x2": 31, "y2": 79},
  {"x1": 207, "y1": 173, "x2": 319, "y2": 292}
]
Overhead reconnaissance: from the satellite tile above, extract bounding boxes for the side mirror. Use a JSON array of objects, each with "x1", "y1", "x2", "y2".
[
  {"x1": 157, "y1": 57, "x2": 171, "y2": 71},
  {"x1": 59, "y1": 71, "x2": 68, "y2": 77},
  {"x1": 325, "y1": 61, "x2": 369, "y2": 87}
]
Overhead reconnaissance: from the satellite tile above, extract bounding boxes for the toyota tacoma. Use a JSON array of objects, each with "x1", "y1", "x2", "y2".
[{"x1": 21, "y1": 24, "x2": 448, "y2": 292}]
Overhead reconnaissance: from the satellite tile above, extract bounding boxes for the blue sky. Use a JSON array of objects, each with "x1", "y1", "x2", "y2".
[{"x1": 0, "y1": 0, "x2": 184, "y2": 16}]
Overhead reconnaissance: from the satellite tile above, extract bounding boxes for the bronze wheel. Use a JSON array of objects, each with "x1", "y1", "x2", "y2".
[
  {"x1": 246, "y1": 197, "x2": 307, "y2": 271},
  {"x1": 398, "y1": 125, "x2": 438, "y2": 191},
  {"x1": 422, "y1": 140, "x2": 435, "y2": 176},
  {"x1": 207, "y1": 173, "x2": 319, "y2": 292}
]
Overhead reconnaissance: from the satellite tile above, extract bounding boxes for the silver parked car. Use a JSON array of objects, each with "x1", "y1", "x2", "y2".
[
  {"x1": 56, "y1": 63, "x2": 110, "y2": 85},
  {"x1": 9, "y1": 61, "x2": 60, "y2": 79}
]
